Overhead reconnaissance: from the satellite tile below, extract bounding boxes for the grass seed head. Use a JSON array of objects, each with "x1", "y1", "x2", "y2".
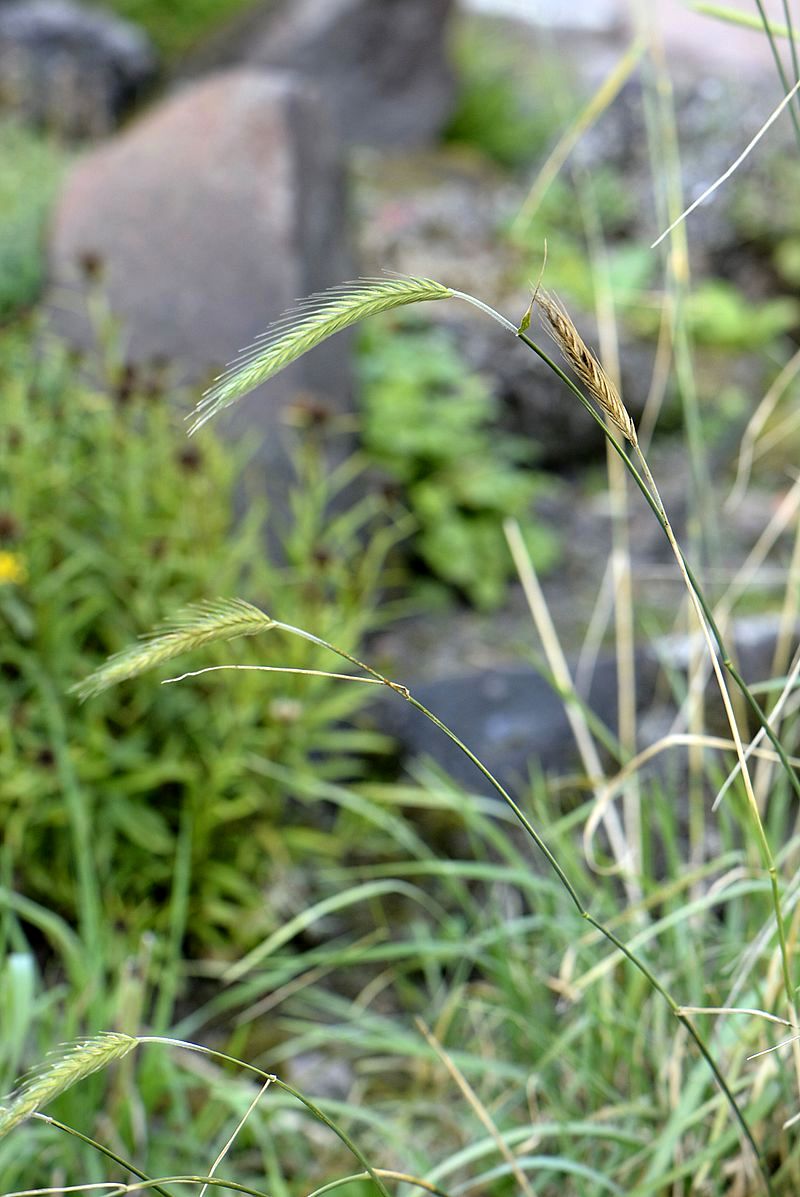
[
  {"x1": 536, "y1": 290, "x2": 638, "y2": 445},
  {"x1": 0, "y1": 1033, "x2": 138, "y2": 1137}
]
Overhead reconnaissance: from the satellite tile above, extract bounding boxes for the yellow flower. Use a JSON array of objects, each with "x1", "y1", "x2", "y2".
[{"x1": 0, "y1": 551, "x2": 27, "y2": 585}]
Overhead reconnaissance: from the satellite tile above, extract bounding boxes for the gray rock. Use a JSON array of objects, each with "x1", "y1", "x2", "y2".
[
  {"x1": 577, "y1": 72, "x2": 796, "y2": 275},
  {"x1": 45, "y1": 69, "x2": 354, "y2": 492},
  {"x1": 368, "y1": 616, "x2": 796, "y2": 790},
  {"x1": 373, "y1": 657, "x2": 643, "y2": 789},
  {"x1": 182, "y1": 0, "x2": 456, "y2": 147},
  {"x1": 0, "y1": 0, "x2": 156, "y2": 137}
]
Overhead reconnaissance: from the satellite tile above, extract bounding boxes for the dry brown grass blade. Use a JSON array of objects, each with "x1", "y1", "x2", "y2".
[{"x1": 416, "y1": 1018, "x2": 537, "y2": 1197}]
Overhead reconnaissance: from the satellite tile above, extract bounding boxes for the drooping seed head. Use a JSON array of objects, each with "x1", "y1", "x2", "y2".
[
  {"x1": 536, "y1": 290, "x2": 637, "y2": 445},
  {"x1": 72, "y1": 598, "x2": 275, "y2": 700},
  {"x1": 0, "y1": 1033, "x2": 138, "y2": 1137}
]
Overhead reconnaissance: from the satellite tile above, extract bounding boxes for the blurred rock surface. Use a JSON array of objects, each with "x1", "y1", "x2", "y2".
[
  {"x1": 46, "y1": 69, "x2": 353, "y2": 484},
  {"x1": 0, "y1": 0, "x2": 156, "y2": 137},
  {"x1": 370, "y1": 614, "x2": 795, "y2": 790},
  {"x1": 180, "y1": 0, "x2": 456, "y2": 146}
]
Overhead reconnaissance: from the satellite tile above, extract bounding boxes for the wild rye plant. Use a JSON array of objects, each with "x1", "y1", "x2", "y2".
[
  {"x1": 3, "y1": 263, "x2": 800, "y2": 1195},
  {"x1": 6, "y1": 7, "x2": 800, "y2": 1188}
]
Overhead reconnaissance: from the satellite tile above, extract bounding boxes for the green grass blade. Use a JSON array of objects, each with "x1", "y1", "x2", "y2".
[{"x1": 692, "y1": 3, "x2": 788, "y2": 36}]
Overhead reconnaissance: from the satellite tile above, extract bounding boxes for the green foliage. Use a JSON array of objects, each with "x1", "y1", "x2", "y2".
[
  {"x1": 444, "y1": 71, "x2": 552, "y2": 170},
  {"x1": 773, "y1": 236, "x2": 800, "y2": 286},
  {"x1": 0, "y1": 942, "x2": 358, "y2": 1188},
  {"x1": 443, "y1": 19, "x2": 571, "y2": 168},
  {"x1": 97, "y1": 0, "x2": 264, "y2": 60},
  {"x1": 6, "y1": 766, "x2": 800, "y2": 1192},
  {"x1": 0, "y1": 326, "x2": 389, "y2": 957},
  {"x1": 506, "y1": 175, "x2": 654, "y2": 329},
  {"x1": 0, "y1": 120, "x2": 69, "y2": 320},
  {"x1": 358, "y1": 316, "x2": 560, "y2": 610},
  {"x1": 5, "y1": 18, "x2": 800, "y2": 1184},
  {"x1": 682, "y1": 281, "x2": 800, "y2": 348},
  {"x1": 629, "y1": 278, "x2": 800, "y2": 349},
  {"x1": 730, "y1": 154, "x2": 800, "y2": 244}
]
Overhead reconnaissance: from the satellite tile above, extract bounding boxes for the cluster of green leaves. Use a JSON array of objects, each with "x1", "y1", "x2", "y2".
[
  {"x1": 358, "y1": 315, "x2": 560, "y2": 610},
  {"x1": 627, "y1": 279, "x2": 800, "y2": 350},
  {"x1": 0, "y1": 325, "x2": 390, "y2": 960},
  {"x1": 0, "y1": 120, "x2": 69, "y2": 321},
  {"x1": 97, "y1": 0, "x2": 264, "y2": 60},
  {"x1": 443, "y1": 18, "x2": 573, "y2": 169}
]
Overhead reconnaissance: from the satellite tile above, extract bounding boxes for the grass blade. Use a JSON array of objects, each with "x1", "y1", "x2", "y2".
[{"x1": 692, "y1": 3, "x2": 788, "y2": 36}]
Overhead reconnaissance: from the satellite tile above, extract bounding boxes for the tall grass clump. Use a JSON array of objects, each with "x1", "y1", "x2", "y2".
[
  {"x1": 7, "y1": 13, "x2": 800, "y2": 1190},
  {"x1": 7, "y1": 254, "x2": 792, "y2": 1193}
]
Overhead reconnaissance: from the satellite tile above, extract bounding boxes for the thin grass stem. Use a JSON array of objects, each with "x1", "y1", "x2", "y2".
[
  {"x1": 780, "y1": 0, "x2": 800, "y2": 124},
  {"x1": 35, "y1": 1115, "x2": 172, "y2": 1197},
  {"x1": 416, "y1": 1019, "x2": 536, "y2": 1197},
  {"x1": 162, "y1": 665, "x2": 383, "y2": 686},
  {"x1": 519, "y1": 298, "x2": 799, "y2": 1090},
  {"x1": 305, "y1": 1171, "x2": 454, "y2": 1197},
  {"x1": 199, "y1": 1078, "x2": 272, "y2": 1197},
  {"x1": 514, "y1": 327, "x2": 800, "y2": 808},
  {"x1": 503, "y1": 520, "x2": 632, "y2": 878},
  {"x1": 755, "y1": 0, "x2": 800, "y2": 144},
  {"x1": 578, "y1": 177, "x2": 642, "y2": 880},
  {"x1": 137, "y1": 1038, "x2": 393, "y2": 1197},
  {"x1": 227, "y1": 623, "x2": 769, "y2": 1189}
]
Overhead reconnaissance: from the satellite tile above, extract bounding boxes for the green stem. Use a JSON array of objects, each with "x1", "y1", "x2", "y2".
[
  {"x1": 680, "y1": 555, "x2": 800, "y2": 806},
  {"x1": 137, "y1": 1039, "x2": 393, "y2": 1197},
  {"x1": 38, "y1": 1115, "x2": 173, "y2": 1197},
  {"x1": 403, "y1": 696, "x2": 584, "y2": 913},
  {"x1": 515, "y1": 330, "x2": 800, "y2": 807},
  {"x1": 516, "y1": 325, "x2": 797, "y2": 1024},
  {"x1": 120, "y1": 1178, "x2": 270, "y2": 1197},
  {"x1": 781, "y1": 0, "x2": 800, "y2": 112},
  {"x1": 755, "y1": 0, "x2": 800, "y2": 144},
  {"x1": 306, "y1": 1171, "x2": 453, "y2": 1197}
]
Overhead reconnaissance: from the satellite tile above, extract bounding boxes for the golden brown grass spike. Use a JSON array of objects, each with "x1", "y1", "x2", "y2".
[{"x1": 536, "y1": 290, "x2": 638, "y2": 445}]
